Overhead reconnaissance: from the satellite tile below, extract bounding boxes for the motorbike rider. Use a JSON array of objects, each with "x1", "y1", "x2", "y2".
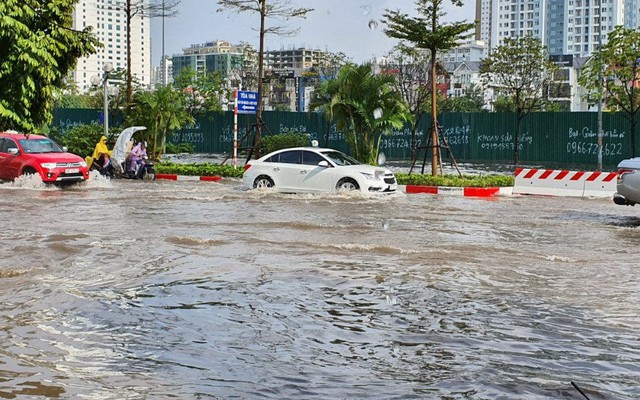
[
  {"x1": 128, "y1": 141, "x2": 148, "y2": 178},
  {"x1": 91, "y1": 135, "x2": 114, "y2": 177}
]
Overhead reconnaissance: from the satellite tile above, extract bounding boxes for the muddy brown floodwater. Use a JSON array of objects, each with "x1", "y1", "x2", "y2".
[{"x1": 1, "y1": 174, "x2": 639, "y2": 399}]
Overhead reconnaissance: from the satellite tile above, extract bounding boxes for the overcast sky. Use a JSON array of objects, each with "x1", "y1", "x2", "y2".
[{"x1": 150, "y1": 0, "x2": 477, "y2": 68}]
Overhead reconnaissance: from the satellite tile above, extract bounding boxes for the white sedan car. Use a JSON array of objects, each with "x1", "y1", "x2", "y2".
[
  {"x1": 614, "y1": 157, "x2": 640, "y2": 206},
  {"x1": 242, "y1": 147, "x2": 397, "y2": 194}
]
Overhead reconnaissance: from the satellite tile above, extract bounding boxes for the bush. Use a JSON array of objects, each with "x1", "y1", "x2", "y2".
[
  {"x1": 166, "y1": 142, "x2": 196, "y2": 154},
  {"x1": 260, "y1": 133, "x2": 309, "y2": 154},
  {"x1": 395, "y1": 173, "x2": 514, "y2": 187},
  {"x1": 48, "y1": 123, "x2": 116, "y2": 157},
  {"x1": 155, "y1": 162, "x2": 244, "y2": 178}
]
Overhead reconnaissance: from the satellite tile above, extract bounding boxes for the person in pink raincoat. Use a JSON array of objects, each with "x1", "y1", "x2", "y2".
[{"x1": 128, "y1": 141, "x2": 147, "y2": 176}]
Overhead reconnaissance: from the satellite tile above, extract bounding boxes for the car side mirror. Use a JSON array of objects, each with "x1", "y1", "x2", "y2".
[
  {"x1": 7, "y1": 148, "x2": 19, "y2": 155},
  {"x1": 62, "y1": 146, "x2": 68, "y2": 152},
  {"x1": 318, "y1": 160, "x2": 329, "y2": 168}
]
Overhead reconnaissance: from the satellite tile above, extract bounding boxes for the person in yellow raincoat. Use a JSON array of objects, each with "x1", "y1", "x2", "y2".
[{"x1": 90, "y1": 136, "x2": 113, "y2": 176}]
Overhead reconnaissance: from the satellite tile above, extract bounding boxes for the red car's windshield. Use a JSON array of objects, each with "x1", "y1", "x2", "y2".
[{"x1": 19, "y1": 139, "x2": 64, "y2": 154}]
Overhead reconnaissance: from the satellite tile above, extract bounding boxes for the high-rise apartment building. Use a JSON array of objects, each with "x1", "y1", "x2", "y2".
[
  {"x1": 71, "y1": 0, "x2": 151, "y2": 92},
  {"x1": 481, "y1": 0, "x2": 632, "y2": 56}
]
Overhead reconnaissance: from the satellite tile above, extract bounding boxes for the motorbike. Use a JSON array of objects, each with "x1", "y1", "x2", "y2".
[
  {"x1": 90, "y1": 126, "x2": 155, "y2": 180},
  {"x1": 123, "y1": 156, "x2": 156, "y2": 180}
]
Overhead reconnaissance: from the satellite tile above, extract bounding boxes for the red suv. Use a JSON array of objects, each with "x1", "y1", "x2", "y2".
[{"x1": 0, "y1": 132, "x2": 90, "y2": 185}]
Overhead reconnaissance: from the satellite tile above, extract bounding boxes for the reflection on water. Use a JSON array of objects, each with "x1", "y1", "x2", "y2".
[{"x1": 0, "y1": 179, "x2": 639, "y2": 399}]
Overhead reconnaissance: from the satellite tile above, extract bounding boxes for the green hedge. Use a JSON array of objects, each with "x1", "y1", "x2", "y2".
[
  {"x1": 395, "y1": 173, "x2": 514, "y2": 187},
  {"x1": 155, "y1": 162, "x2": 244, "y2": 178}
]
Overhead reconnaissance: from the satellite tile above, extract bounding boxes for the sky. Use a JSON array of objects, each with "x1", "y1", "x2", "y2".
[{"x1": 150, "y1": 0, "x2": 477, "y2": 68}]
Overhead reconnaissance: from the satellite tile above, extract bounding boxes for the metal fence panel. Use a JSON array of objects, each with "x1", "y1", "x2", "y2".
[{"x1": 52, "y1": 108, "x2": 639, "y2": 170}]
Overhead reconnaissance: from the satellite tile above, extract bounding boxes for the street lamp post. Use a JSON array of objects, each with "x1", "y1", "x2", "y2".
[{"x1": 91, "y1": 62, "x2": 114, "y2": 137}]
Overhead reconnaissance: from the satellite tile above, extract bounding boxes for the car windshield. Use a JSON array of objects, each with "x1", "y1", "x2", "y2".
[
  {"x1": 321, "y1": 150, "x2": 360, "y2": 166},
  {"x1": 19, "y1": 138, "x2": 64, "y2": 154}
]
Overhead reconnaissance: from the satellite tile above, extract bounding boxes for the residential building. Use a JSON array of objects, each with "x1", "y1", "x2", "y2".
[
  {"x1": 481, "y1": 0, "x2": 630, "y2": 56},
  {"x1": 477, "y1": 0, "x2": 637, "y2": 111},
  {"x1": 264, "y1": 47, "x2": 331, "y2": 70},
  {"x1": 158, "y1": 56, "x2": 173, "y2": 86},
  {"x1": 445, "y1": 62, "x2": 483, "y2": 98},
  {"x1": 71, "y1": 0, "x2": 151, "y2": 92},
  {"x1": 441, "y1": 40, "x2": 487, "y2": 63},
  {"x1": 171, "y1": 41, "x2": 246, "y2": 81}
]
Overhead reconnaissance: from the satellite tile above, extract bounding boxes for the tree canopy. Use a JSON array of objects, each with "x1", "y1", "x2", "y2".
[
  {"x1": 383, "y1": 0, "x2": 475, "y2": 176},
  {"x1": 579, "y1": 26, "x2": 640, "y2": 157},
  {"x1": 0, "y1": 0, "x2": 98, "y2": 132},
  {"x1": 128, "y1": 86, "x2": 194, "y2": 158},
  {"x1": 480, "y1": 35, "x2": 557, "y2": 165},
  {"x1": 309, "y1": 63, "x2": 411, "y2": 165}
]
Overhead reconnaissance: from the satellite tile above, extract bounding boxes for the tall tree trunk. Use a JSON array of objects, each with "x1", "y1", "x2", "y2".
[
  {"x1": 430, "y1": 48, "x2": 439, "y2": 176},
  {"x1": 631, "y1": 115, "x2": 637, "y2": 157},
  {"x1": 632, "y1": 81, "x2": 637, "y2": 157}
]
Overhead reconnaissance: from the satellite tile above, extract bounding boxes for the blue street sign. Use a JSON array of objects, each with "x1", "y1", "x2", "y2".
[{"x1": 237, "y1": 90, "x2": 258, "y2": 114}]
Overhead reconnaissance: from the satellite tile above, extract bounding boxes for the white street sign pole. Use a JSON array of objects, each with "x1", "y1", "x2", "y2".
[{"x1": 233, "y1": 89, "x2": 238, "y2": 169}]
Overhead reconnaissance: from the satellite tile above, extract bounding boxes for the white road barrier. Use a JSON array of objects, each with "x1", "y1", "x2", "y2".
[{"x1": 513, "y1": 168, "x2": 617, "y2": 198}]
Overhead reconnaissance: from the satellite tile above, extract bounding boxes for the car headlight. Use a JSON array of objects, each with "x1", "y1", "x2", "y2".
[
  {"x1": 80, "y1": 161, "x2": 87, "y2": 167},
  {"x1": 41, "y1": 162, "x2": 57, "y2": 169},
  {"x1": 360, "y1": 172, "x2": 377, "y2": 180}
]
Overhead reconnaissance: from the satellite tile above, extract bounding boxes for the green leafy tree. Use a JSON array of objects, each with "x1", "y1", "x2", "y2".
[
  {"x1": 49, "y1": 123, "x2": 110, "y2": 158},
  {"x1": 579, "y1": 26, "x2": 640, "y2": 156},
  {"x1": 480, "y1": 36, "x2": 558, "y2": 166},
  {"x1": 383, "y1": 0, "x2": 475, "y2": 176},
  {"x1": 317, "y1": 51, "x2": 351, "y2": 81},
  {"x1": 492, "y1": 95, "x2": 517, "y2": 112},
  {"x1": 173, "y1": 68, "x2": 226, "y2": 116},
  {"x1": 0, "y1": 0, "x2": 99, "y2": 132},
  {"x1": 217, "y1": 0, "x2": 313, "y2": 158},
  {"x1": 441, "y1": 96, "x2": 481, "y2": 112},
  {"x1": 128, "y1": 86, "x2": 194, "y2": 158},
  {"x1": 384, "y1": 46, "x2": 431, "y2": 164},
  {"x1": 310, "y1": 63, "x2": 411, "y2": 165}
]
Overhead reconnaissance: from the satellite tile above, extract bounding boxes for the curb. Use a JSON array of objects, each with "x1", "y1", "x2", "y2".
[
  {"x1": 155, "y1": 174, "x2": 222, "y2": 182},
  {"x1": 401, "y1": 185, "x2": 512, "y2": 197},
  {"x1": 153, "y1": 177, "x2": 512, "y2": 197}
]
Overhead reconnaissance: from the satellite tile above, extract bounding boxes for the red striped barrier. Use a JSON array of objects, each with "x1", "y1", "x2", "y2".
[
  {"x1": 404, "y1": 185, "x2": 504, "y2": 197},
  {"x1": 155, "y1": 174, "x2": 222, "y2": 182},
  {"x1": 405, "y1": 185, "x2": 438, "y2": 194},
  {"x1": 513, "y1": 168, "x2": 617, "y2": 197},
  {"x1": 155, "y1": 173, "x2": 178, "y2": 180}
]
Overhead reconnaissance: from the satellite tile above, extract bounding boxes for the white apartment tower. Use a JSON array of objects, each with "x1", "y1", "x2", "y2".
[
  {"x1": 560, "y1": 0, "x2": 625, "y2": 56},
  {"x1": 489, "y1": 0, "x2": 546, "y2": 51},
  {"x1": 481, "y1": 0, "x2": 631, "y2": 56},
  {"x1": 71, "y1": 0, "x2": 151, "y2": 92}
]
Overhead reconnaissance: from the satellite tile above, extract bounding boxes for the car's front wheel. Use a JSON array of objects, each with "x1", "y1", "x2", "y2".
[
  {"x1": 22, "y1": 167, "x2": 37, "y2": 176},
  {"x1": 253, "y1": 175, "x2": 274, "y2": 189},
  {"x1": 336, "y1": 178, "x2": 359, "y2": 192}
]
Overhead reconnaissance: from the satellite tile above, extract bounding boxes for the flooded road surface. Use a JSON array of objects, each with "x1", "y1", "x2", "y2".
[{"x1": 1, "y1": 175, "x2": 639, "y2": 399}]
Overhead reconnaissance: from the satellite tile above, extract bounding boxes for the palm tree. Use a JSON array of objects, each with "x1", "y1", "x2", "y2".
[
  {"x1": 128, "y1": 86, "x2": 194, "y2": 158},
  {"x1": 310, "y1": 63, "x2": 411, "y2": 165}
]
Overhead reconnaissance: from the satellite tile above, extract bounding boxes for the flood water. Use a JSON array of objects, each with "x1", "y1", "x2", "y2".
[{"x1": 1, "y1": 175, "x2": 639, "y2": 399}]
